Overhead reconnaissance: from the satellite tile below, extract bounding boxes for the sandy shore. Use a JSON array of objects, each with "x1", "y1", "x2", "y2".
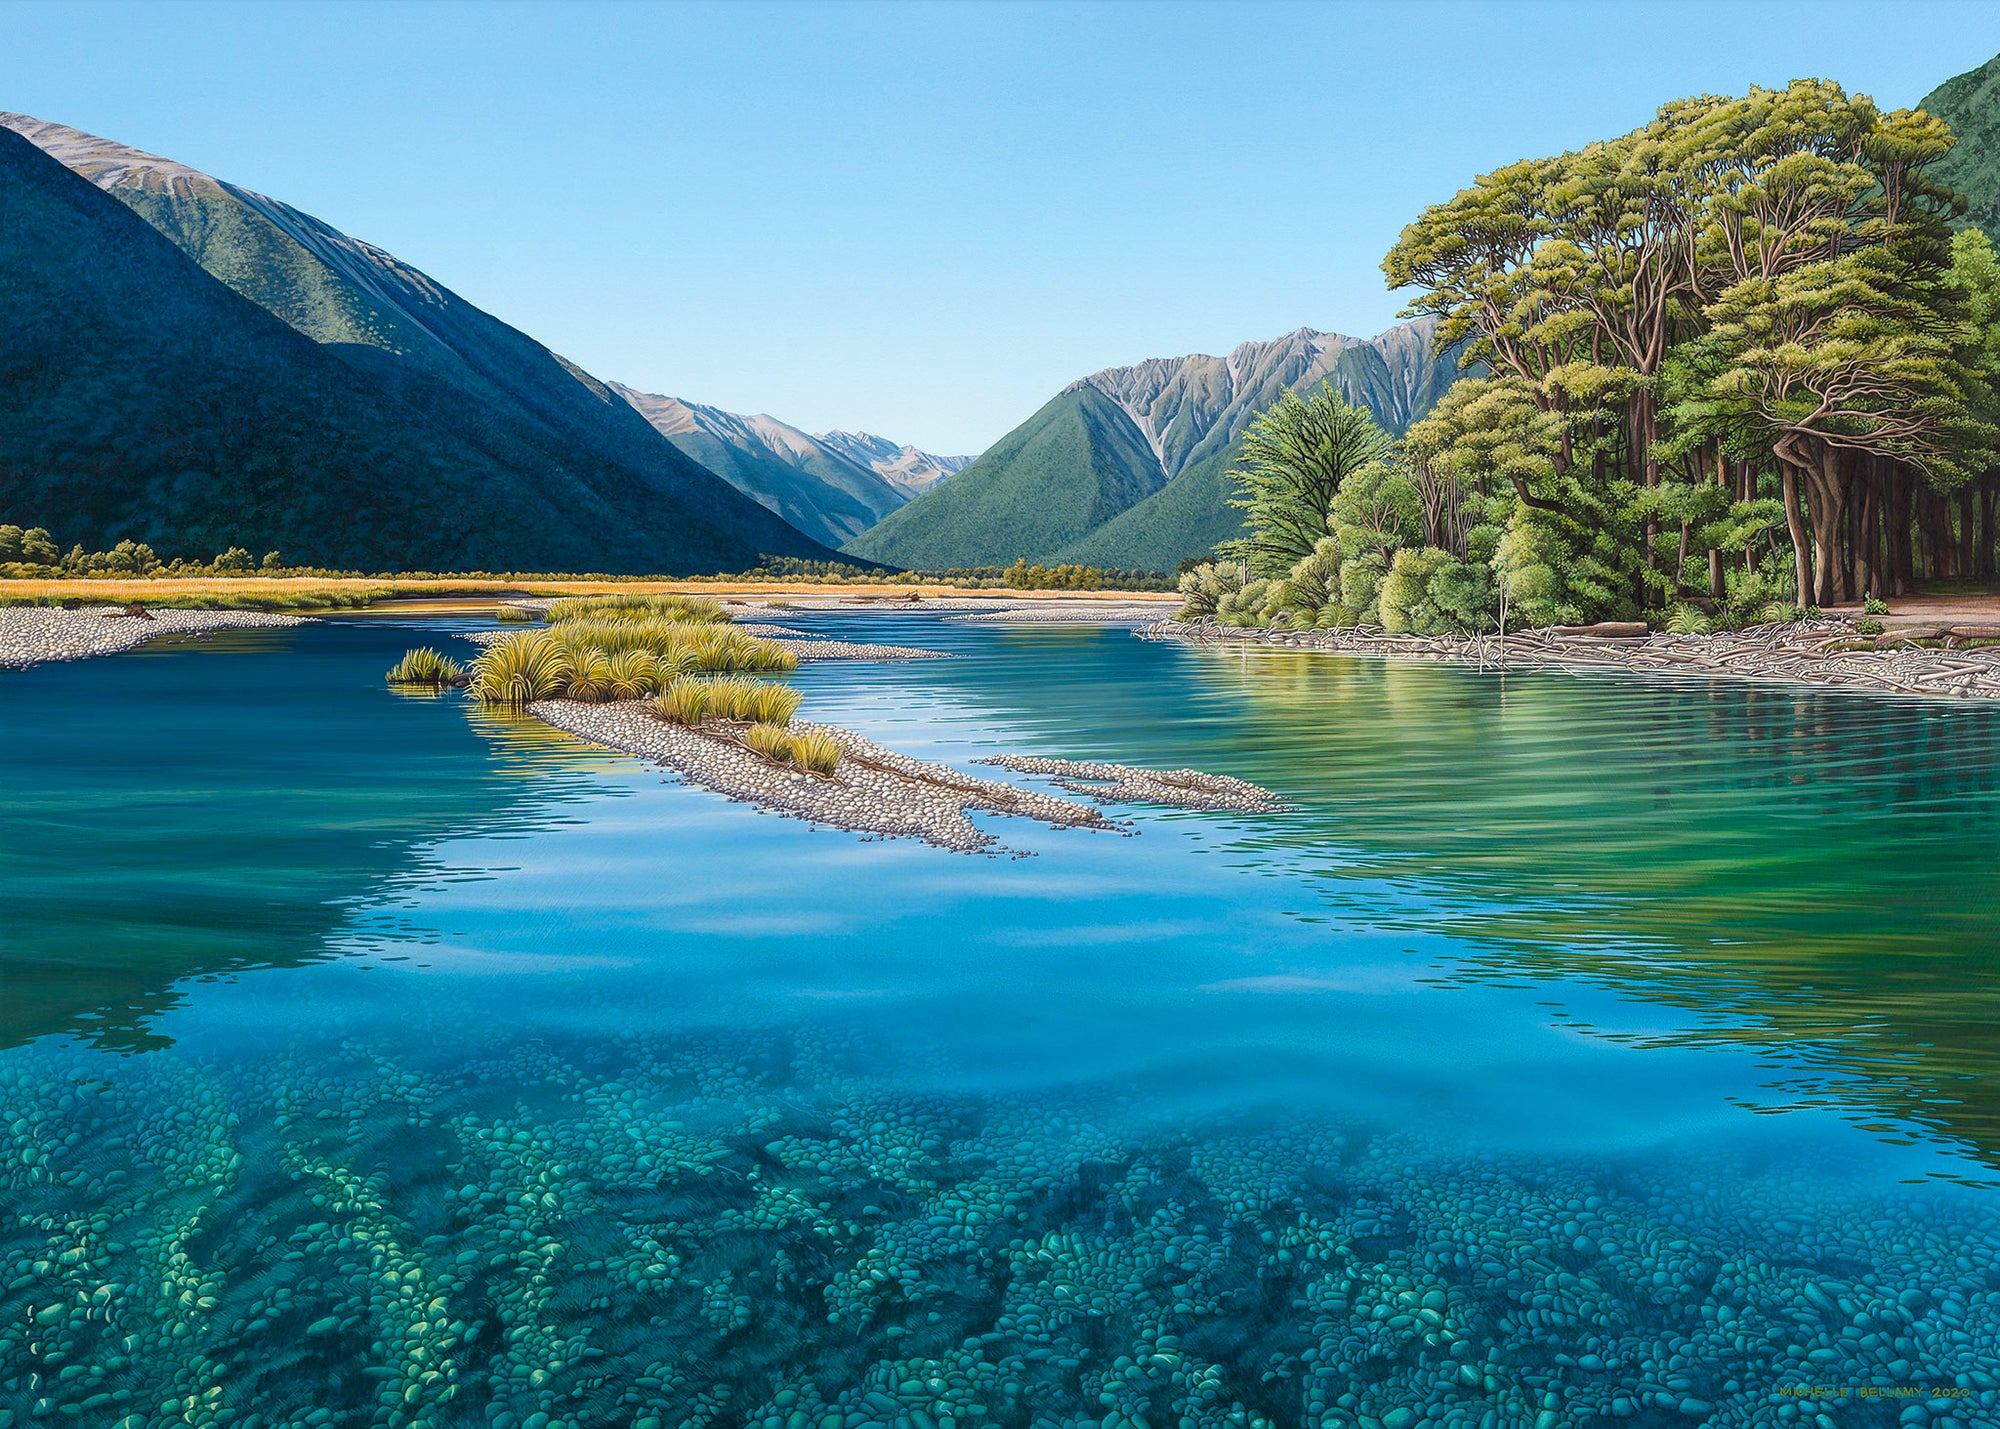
[
  {"x1": 1145, "y1": 617, "x2": 2000, "y2": 702},
  {"x1": 0, "y1": 605, "x2": 309, "y2": 671}
]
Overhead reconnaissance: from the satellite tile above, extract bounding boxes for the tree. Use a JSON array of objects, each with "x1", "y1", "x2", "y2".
[{"x1": 1218, "y1": 383, "x2": 1392, "y2": 576}]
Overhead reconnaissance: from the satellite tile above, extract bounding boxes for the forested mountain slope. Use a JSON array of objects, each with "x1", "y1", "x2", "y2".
[
  {"x1": 0, "y1": 113, "x2": 834, "y2": 572},
  {"x1": 843, "y1": 319, "x2": 1461, "y2": 571}
]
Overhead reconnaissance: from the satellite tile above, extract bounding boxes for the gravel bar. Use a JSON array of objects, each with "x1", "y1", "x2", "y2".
[
  {"x1": 978, "y1": 755, "x2": 1289, "y2": 812},
  {"x1": 529, "y1": 699, "x2": 1128, "y2": 854},
  {"x1": 0, "y1": 605, "x2": 309, "y2": 671},
  {"x1": 1145, "y1": 618, "x2": 2000, "y2": 702}
]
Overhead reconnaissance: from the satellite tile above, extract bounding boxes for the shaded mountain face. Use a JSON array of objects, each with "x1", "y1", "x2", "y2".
[
  {"x1": 0, "y1": 113, "x2": 837, "y2": 573},
  {"x1": 612, "y1": 387, "x2": 937, "y2": 547},
  {"x1": 843, "y1": 319, "x2": 1461, "y2": 572},
  {"x1": 1922, "y1": 52, "x2": 2000, "y2": 237}
]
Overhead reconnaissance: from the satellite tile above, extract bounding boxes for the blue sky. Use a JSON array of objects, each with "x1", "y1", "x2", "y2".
[{"x1": 8, "y1": 0, "x2": 2000, "y2": 453}]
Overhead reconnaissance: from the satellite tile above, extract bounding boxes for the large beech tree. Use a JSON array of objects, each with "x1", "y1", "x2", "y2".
[{"x1": 1384, "y1": 79, "x2": 1998, "y2": 608}]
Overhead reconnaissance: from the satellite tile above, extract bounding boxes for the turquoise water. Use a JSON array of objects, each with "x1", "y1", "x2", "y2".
[{"x1": 4, "y1": 612, "x2": 2000, "y2": 1428}]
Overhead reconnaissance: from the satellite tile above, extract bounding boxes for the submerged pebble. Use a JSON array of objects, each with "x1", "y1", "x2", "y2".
[{"x1": 1, "y1": 1026, "x2": 1995, "y2": 1426}]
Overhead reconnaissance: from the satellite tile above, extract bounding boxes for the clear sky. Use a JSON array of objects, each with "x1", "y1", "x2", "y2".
[{"x1": 7, "y1": 0, "x2": 2000, "y2": 454}]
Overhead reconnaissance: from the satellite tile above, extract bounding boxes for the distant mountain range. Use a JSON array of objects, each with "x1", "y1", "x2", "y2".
[
  {"x1": 611, "y1": 386, "x2": 967, "y2": 547},
  {"x1": 0, "y1": 114, "x2": 839, "y2": 573},
  {"x1": 842, "y1": 319, "x2": 1462, "y2": 572}
]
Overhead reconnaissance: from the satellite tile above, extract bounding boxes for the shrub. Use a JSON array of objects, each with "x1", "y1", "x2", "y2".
[
  {"x1": 468, "y1": 632, "x2": 572, "y2": 705},
  {"x1": 386, "y1": 647, "x2": 465, "y2": 686},
  {"x1": 1805, "y1": 605, "x2": 1824, "y2": 620},
  {"x1": 1856, "y1": 616, "x2": 1885, "y2": 636},
  {"x1": 1759, "y1": 602, "x2": 1801, "y2": 624},
  {"x1": 1863, "y1": 594, "x2": 1890, "y2": 615},
  {"x1": 1175, "y1": 561, "x2": 1246, "y2": 620}
]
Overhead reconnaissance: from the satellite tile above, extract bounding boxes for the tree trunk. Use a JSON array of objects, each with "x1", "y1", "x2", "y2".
[
  {"x1": 1961, "y1": 489, "x2": 1977, "y2": 584},
  {"x1": 1780, "y1": 457, "x2": 1812, "y2": 606},
  {"x1": 1709, "y1": 449, "x2": 1726, "y2": 600},
  {"x1": 1805, "y1": 446, "x2": 1849, "y2": 606},
  {"x1": 1855, "y1": 472, "x2": 1878, "y2": 602}
]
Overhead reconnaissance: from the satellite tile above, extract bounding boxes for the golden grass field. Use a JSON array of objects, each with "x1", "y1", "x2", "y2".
[{"x1": 0, "y1": 575, "x2": 1180, "y2": 609}]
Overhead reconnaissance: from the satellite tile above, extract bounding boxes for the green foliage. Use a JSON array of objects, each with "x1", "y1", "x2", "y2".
[
  {"x1": 1864, "y1": 595, "x2": 1892, "y2": 615},
  {"x1": 1379, "y1": 548, "x2": 1495, "y2": 635},
  {"x1": 384, "y1": 648, "x2": 465, "y2": 687},
  {"x1": 1665, "y1": 605, "x2": 1715, "y2": 636},
  {"x1": 1175, "y1": 561, "x2": 1246, "y2": 619},
  {"x1": 1856, "y1": 617, "x2": 1887, "y2": 635},
  {"x1": 1218, "y1": 383, "x2": 1393, "y2": 576}
]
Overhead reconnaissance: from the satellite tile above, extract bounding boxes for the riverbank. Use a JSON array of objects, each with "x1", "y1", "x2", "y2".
[
  {"x1": 1145, "y1": 616, "x2": 2000, "y2": 702},
  {"x1": 0, "y1": 605, "x2": 309, "y2": 671}
]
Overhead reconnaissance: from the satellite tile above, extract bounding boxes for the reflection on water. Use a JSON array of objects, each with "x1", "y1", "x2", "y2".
[
  {"x1": 7, "y1": 612, "x2": 2000, "y2": 1424},
  {"x1": 0, "y1": 622, "x2": 626, "y2": 1051}
]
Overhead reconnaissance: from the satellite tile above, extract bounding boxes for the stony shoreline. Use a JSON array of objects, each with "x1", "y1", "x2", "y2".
[
  {"x1": 1144, "y1": 617, "x2": 2000, "y2": 702},
  {"x1": 529, "y1": 699, "x2": 1129, "y2": 854},
  {"x1": 0, "y1": 605, "x2": 309, "y2": 671}
]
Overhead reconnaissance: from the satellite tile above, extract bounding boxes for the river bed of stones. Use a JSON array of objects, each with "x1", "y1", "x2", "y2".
[
  {"x1": 2, "y1": 1021, "x2": 1995, "y2": 1429},
  {"x1": 0, "y1": 606, "x2": 308, "y2": 671},
  {"x1": 1144, "y1": 620, "x2": 2000, "y2": 703}
]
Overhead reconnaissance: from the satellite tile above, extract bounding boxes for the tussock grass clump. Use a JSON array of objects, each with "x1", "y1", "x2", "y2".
[
  {"x1": 604, "y1": 649, "x2": 665, "y2": 700},
  {"x1": 495, "y1": 605, "x2": 535, "y2": 623},
  {"x1": 741, "y1": 720, "x2": 842, "y2": 775},
  {"x1": 786, "y1": 729, "x2": 843, "y2": 775},
  {"x1": 655, "y1": 677, "x2": 711, "y2": 726},
  {"x1": 565, "y1": 648, "x2": 616, "y2": 702},
  {"x1": 743, "y1": 721, "x2": 794, "y2": 762},
  {"x1": 748, "y1": 682, "x2": 801, "y2": 726},
  {"x1": 386, "y1": 647, "x2": 465, "y2": 686},
  {"x1": 468, "y1": 632, "x2": 572, "y2": 705}
]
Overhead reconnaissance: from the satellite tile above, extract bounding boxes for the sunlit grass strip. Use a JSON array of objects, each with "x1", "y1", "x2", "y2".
[
  {"x1": 385, "y1": 647, "x2": 465, "y2": 686},
  {"x1": 545, "y1": 593, "x2": 729, "y2": 625}
]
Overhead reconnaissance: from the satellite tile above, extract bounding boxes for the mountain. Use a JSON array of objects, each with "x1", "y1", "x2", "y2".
[
  {"x1": 816, "y1": 431, "x2": 970, "y2": 498},
  {"x1": 0, "y1": 113, "x2": 838, "y2": 573},
  {"x1": 611, "y1": 387, "x2": 950, "y2": 547},
  {"x1": 842, "y1": 319, "x2": 1462, "y2": 572},
  {"x1": 1923, "y1": 52, "x2": 2000, "y2": 236}
]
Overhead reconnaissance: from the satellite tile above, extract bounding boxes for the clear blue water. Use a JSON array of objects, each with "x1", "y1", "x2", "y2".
[{"x1": 4, "y1": 611, "x2": 1999, "y2": 1428}]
